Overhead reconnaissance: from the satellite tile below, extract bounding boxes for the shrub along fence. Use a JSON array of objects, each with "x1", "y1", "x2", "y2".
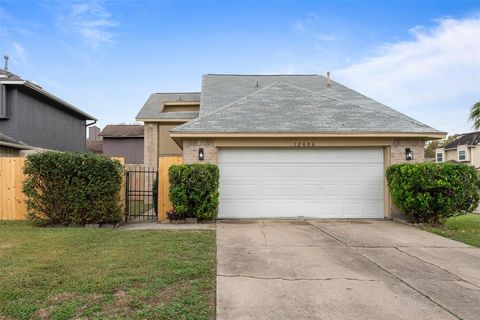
[{"x1": 0, "y1": 155, "x2": 125, "y2": 221}]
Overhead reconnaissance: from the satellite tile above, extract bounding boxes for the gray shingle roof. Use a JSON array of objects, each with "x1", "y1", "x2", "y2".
[
  {"x1": 99, "y1": 125, "x2": 144, "y2": 138},
  {"x1": 136, "y1": 92, "x2": 200, "y2": 120},
  {"x1": 444, "y1": 131, "x2": 480, "y2": 149},
  {"x1": 173, "y1": 78, "x2": 443, "y2": 134}
]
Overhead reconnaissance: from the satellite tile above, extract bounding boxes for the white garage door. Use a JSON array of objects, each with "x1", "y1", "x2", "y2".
[{"x1": 218, "y1": 148, "x2": 384, "y2": 219}]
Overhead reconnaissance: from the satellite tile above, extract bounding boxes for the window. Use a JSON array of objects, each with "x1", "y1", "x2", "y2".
[
  {"x1": 436, "y1": 152, "x2": 443, "y2": 163},
  {"x1": 458, "y1": 150, "x2": 466, "y2": 161}
]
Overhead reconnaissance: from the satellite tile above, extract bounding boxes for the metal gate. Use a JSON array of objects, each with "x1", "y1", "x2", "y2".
[{"x1": 125, "y1": 168, "x2": 158, "y2": 221}]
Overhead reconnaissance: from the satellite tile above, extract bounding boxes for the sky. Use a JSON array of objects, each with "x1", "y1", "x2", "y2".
[{"x1": 0, "y1": 0, "x2": 479, "y2": 135}]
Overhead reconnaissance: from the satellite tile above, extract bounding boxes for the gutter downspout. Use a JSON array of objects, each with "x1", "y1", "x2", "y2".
[{"x1": 86, "y1": 120, "x2": 97, "y2": 127}]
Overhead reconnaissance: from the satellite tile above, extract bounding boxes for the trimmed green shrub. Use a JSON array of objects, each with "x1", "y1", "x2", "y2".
[
  {"x1": 386, "y1": 163, "x2": 480, "y2": 224},
  {"x1": 168, "y1": 164, "x2": 219, "y2": 221},
  {"x1": 23, "y1": 152, "x2": 124, "y2": 225}
]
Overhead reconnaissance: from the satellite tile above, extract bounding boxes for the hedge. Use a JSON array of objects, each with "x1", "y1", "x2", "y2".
[
  {"x1": 22, "y1": 152, "x2": 124, "y2": 225},
  {"x1": 168, "y1": 164, "x2": 219, "y2": 221},
  {"x1": 386, "y1": 163, "x2": 480, "y2": 224}
]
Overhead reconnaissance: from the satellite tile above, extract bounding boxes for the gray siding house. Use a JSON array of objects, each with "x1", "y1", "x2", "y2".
[
  {"x1": 99, "y1": 125, "x2": 144, "y2": 164},
  {"x1": 0, "y1": 69, "x2": 96, "y2": 152}
]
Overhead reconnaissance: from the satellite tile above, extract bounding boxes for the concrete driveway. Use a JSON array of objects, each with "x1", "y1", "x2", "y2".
[{"x1": 216, "y1": 220, "x2": 480, "y2": 320}]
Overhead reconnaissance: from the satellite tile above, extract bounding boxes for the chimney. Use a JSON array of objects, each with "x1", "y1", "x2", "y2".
[
  {"x1": 326, "y1": 71, "x2": 331, "y2": 87},
  {"x1": 4, "y1": 55, "x2": 9, "y2": 71},
  {"x1": 88, "y1": 126, "x2": 101, "y2": 141}
]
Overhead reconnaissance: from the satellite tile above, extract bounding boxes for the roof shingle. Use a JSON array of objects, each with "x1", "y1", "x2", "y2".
[
  {"x1": 99, "y1": 125, "x2": 144, "y2": 138},
  {"x1": 173, "y1": 79, "x2": 442, "y2": 134}
]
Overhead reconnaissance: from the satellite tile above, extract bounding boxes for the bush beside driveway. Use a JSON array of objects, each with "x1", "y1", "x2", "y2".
[{"x1": 0, "y1": 222, "x2": 215, "y2": 320}]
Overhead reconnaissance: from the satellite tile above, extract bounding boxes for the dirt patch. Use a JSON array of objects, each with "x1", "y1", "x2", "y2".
[
  {"x1": 149, "y1": 280, "x2": 194, "y2": 306},
  {"x1": 32, "y1": 307, "x2": 53, "y2": 320},
  {"x1": 49, "y1": 292, "x2": 75, "y2": 303}
]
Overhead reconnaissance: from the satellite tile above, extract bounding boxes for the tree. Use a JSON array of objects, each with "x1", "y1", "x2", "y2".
[
  {"x1": 469, "y1": 102, "x2": 480, "y2": 130},
  {"x1": 424, "y1": 134, "x2": 459, "y2": 158}
]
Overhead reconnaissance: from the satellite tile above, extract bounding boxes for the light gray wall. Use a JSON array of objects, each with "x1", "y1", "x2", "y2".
[
  {"x1": 103, "y1": 137, "x2": 144, "y2": 164},
  {"x1": 0, "y1": 87, "x2": 87, "y2": 152}
]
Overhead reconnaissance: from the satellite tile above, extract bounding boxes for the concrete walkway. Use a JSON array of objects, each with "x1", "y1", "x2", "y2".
[{"x1": 217, "y1": 220, "x2": 480, "y2": 320}]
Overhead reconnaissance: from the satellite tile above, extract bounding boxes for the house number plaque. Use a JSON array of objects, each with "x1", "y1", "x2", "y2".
[{"x1": 294, "y1": 142, "x2": 315, "y2": 147}]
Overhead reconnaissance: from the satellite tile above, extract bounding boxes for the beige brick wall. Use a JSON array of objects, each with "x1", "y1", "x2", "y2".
[
  {"x1": 183, "y1": 139, "x2": 217, "y2": 164},
  {"x1": 390, "y1": 139, "x2": 425, "y2": 164}
]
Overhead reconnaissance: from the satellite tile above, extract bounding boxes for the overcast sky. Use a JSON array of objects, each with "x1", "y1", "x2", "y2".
[{"x1": 1, "y1": 0, "x2": 479, "y2": 135}]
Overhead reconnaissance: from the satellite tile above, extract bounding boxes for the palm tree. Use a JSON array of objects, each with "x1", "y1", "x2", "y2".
[{"x1": 470, "y1": 102, "x2": 480, "y2": 130}]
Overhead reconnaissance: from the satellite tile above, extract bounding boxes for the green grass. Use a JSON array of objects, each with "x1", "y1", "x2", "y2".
[
  {"x1": 0, "y1": 221, "x2": 216, "y2": 320},
  {"x1": 423, "y1": 214, "x2": 480, "y2": 248}
]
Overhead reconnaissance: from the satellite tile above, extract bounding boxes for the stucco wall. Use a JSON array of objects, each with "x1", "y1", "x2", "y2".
[
  {"x1": 144, "y1": 121, "x2": 187, "y2": 169},
  {"x1": 182, "y1": 137, "x2": 425, "y2": 165}
]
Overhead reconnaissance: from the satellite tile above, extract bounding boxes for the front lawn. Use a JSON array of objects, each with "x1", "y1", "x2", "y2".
[
  {"x1": 423, "y1": 214, "x2": 480, "y2": 248},
  {"x1": 0, "y1": 221, "x2": 215, "y2": 320}
]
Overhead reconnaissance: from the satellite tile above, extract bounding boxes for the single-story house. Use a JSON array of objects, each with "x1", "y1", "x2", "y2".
[
  {"x1": 99, "y1": 125, "x2": 144, "y2": 164},
  {"x1": 435, "y1": 131, "x2": 480, "y2": 168},
  {"x1": 137, "y1": 74, "x2": 445, "y2": 220},
  {"x1": 0, "y1": 68, "x2": 96, "y2": 152}
]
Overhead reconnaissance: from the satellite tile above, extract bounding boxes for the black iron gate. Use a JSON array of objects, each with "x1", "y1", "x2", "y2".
[{"x1": 125, "y1": 168, "x2": 158, "y2": 221}]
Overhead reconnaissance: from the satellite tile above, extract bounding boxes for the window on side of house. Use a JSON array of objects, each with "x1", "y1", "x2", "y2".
[
  {"x1": 436, "y1": 152, "x2": 443, "y2": 163},
  {"x1": 458, "y1": 150, "x2": 466, "y2": 161}
]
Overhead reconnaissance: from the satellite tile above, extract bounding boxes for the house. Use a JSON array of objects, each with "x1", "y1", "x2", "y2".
[
  {"x1": 137, "y1": 74, "x2": 445, "y2": 220},
  {"x1": 435, "y1": 131, "x2": 480, "y2": 168},
  {"x1": 0, "y1": 68, "x2": 96, "y2": 153},
  {"x1": 136, "y1": 92, "x2": 200, "y2": 168},
  {"x1": 99, "y1": 125, "x2": 144, "y2": 164}
]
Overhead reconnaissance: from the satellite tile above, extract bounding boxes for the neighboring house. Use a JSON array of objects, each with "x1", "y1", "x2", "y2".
[
  {"x1": 86, "y1": 126, "x2": 103, "y2": 154},
  {"x1": 136, "y1": 92, "x2": 200, "y2": 168},
  {"x1": 0, "y1": 68, "x2": 96, "y2": 152},
  {"x1": 137, "y1": 74, "x2": 445, "y2": 220},
  {"x1": 0, "y1": 132, "x2": 31, "y2": 156},
  {"x1": 435, "y1": 131, "x2": 480, "y2": 168},
  {"x1": 99, "y1": 125, "x2": 144, "y2": 164}
]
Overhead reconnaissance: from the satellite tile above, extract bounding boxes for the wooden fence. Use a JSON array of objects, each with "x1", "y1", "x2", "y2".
[
  {"x1": 0, "y1": 157, "x2": 125, "y2": 221},
  {"x1": 0, "y1": 155, "x2": 182, "y2": 222},
  {"x1": 0, "y1": 157, "x2": 27, "y2": 220},
  {"x1": 158, "y1": 156, "x2": 183, "y2": 221}
]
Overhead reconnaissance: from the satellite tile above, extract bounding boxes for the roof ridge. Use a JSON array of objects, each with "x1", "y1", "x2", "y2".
[
  {"x1": 174, "y1": 82, "x2": 282, "y2": 131},
  {"x1": 204, "y1": 74, "x2": 320, "y2": 77}
]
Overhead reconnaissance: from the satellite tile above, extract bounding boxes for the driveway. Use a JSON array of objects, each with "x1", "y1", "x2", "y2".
[{"x1": 216, "y1": 220, "x2": 480, "y2": 320}]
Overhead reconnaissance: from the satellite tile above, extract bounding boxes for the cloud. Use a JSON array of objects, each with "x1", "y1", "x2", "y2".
[
  {"x1": 335, "y1": 15, "x2": 480, "y2": 134},
  {"x1": 59, "y1": 0, "x2": 118, "y2": 49},
  {"x1": 12, "y1": 42, "x2": 27, "y2": 64}
]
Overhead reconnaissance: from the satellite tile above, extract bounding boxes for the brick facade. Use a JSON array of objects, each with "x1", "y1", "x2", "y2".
[
  {"x1": 390, "y1": 139, "x2": 425, "y2": 164},
  {"x1": 183, "y1": 139, "x2": 217, "y2": 164}
]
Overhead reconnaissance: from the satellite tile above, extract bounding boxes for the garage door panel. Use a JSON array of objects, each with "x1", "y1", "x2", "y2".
[{"x1": 218, "y1": 148, "x2": 384, "y2": 219}]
